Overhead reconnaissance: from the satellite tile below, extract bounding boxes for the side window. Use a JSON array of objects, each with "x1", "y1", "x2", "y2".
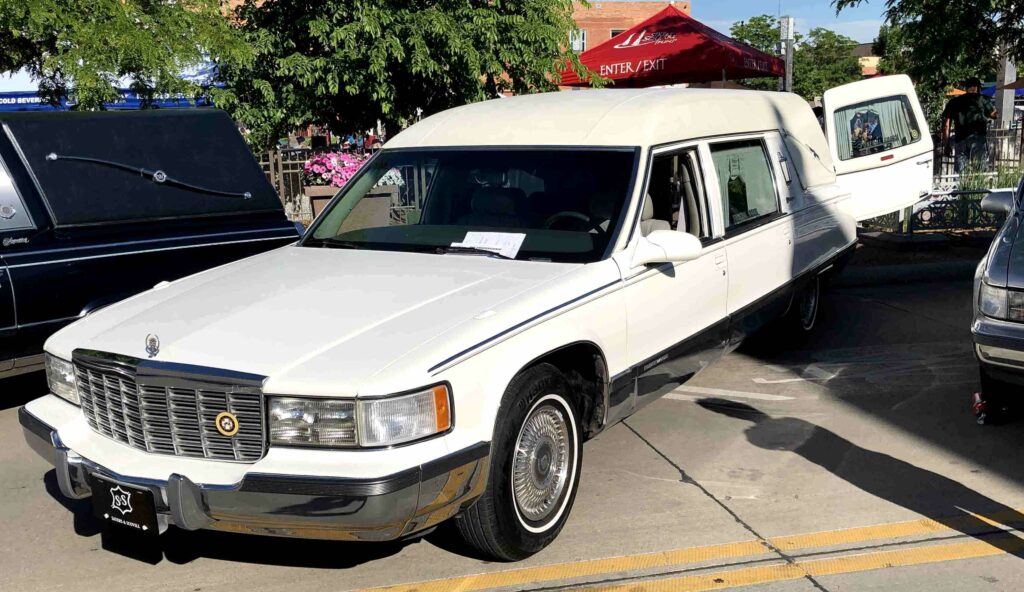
[
  {"x1": 0, "y1": 157, "x2": 34, "y2": 233},
  {"x1": 645, "y1": 148, "x2": 711, "y2": 240},
  {"x1": 709, "y1": 140, "x2": 779, "y2": 232},
  {"x1": 833, "y1": 94, "x2": 922, "y2": 161}
]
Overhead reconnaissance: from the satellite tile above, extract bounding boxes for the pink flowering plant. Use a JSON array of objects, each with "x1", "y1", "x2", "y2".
[{"x1": 302, "y1": 152, "x2": 365, "y2": 188}]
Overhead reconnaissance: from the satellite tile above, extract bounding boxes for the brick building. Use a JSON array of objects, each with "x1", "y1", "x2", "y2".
[{"x1": 571, "y1": 1, "x2": 691, "y2": 52}]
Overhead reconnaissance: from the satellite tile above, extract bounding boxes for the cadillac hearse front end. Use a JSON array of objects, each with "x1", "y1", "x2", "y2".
[{"x1": 22, "y1": 348, "x2": 489, "y2": 541}]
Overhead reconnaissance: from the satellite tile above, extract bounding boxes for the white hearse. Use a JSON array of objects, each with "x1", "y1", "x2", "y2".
[{"x1": 21, "y1": 76, "x2": 931, "y2": 560}]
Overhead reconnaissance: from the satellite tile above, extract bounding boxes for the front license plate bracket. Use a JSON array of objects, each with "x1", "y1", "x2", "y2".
[{"x1": 89, "y1": 474, "x2": 160, "y2": 536}]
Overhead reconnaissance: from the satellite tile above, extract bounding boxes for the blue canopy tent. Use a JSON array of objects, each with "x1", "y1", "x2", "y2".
[{"x1": 982, "y1": 82, "x2": 1024, "y2": 97}]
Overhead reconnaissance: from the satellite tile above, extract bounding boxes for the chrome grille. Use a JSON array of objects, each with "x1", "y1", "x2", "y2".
[{"x1": 75, "y1": 354, "x2": 265, "y2": 462}]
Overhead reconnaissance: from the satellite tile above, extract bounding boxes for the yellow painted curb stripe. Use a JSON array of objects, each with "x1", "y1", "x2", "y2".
[
  {"x1": 582, "y1": 535, "x2": 1024, "y2": 592},
  {"x1": 772, "y1": 508, "x2": 1024, "y2": 551},
  {"x1": 364, "y1": 540, "x2": 770, "y2": 592},
  {"x1": 357, "y1": 510, "x2": 1024, "y2": 592}
]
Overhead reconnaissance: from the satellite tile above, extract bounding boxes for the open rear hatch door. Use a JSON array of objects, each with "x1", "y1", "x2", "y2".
[{"x1": 823, "y1": 74, "x2": 934, "y2": 221}]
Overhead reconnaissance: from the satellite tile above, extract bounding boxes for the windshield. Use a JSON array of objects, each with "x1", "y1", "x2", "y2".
[{"x1": 305, "y1": 148, "x2": 638, "y2": 263}]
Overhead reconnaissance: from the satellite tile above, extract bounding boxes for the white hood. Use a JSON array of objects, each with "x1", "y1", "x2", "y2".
[{"x1": 46, "y1": 246, "x2": 583, "y2": 396}]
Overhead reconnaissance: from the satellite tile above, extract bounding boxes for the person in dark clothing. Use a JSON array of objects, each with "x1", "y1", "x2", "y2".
[{"x1": 942, "y1": 76, "x2": 997, "y2": 173}]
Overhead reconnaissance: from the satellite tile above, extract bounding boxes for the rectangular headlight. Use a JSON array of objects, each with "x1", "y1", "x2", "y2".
[
  {"x1": 269, "y1": 397, "x2": 357, "y2": 447},
  {"x1": 268, "y1": 385, "x2": 451, "y2": 449},
  {"x1": 980, "y1": 282, "x2": 1009, "y2": 319},
  {"x1": 45, "y1": 354, "x2": 79, "y2": 405},
  {"x1": 357, "y1": 385, "x2": 452, "y2": 447}
]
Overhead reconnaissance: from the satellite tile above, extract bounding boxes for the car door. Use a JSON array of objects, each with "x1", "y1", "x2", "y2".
[
  {"x1": 823, "y1": 74, "x2": 934, "y2": 221},
  {"x1": 617, "y1": 144, "x2": 728, "y2": 415},
  {"x1": 706, "y1": 135, "x2": 793, "y2": 344},
  {"x1": 0, "y1": 156, "x2": 34, "y2": 368}
]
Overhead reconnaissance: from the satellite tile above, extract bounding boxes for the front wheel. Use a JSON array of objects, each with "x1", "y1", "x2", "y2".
[{"x1": 454, "y1": 364, "x2": 583, "y2": 561}]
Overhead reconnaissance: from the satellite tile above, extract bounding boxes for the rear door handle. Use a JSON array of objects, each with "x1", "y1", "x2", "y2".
[{"x1": 916, "y1": 158, "x2": 932, "y2": 166}]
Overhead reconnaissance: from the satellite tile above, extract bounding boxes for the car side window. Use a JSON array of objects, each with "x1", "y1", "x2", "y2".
[
  {"x1": 709, "y1": 139, "x2": 779, "y2": 232},
  {"x1": 645, "y1": 148, "x2": 711, "y2": 240},
  {"x1": 0, "y1": 157, "x2": 34, "y2": 234},
  {"x1": 833, "y1": 94, "x2": 922, "y2": 161}
]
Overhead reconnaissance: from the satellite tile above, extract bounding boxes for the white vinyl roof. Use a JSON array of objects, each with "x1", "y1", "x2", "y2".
[{"x1": 387, "y1": 88, "x2": 837, "y2": 189}]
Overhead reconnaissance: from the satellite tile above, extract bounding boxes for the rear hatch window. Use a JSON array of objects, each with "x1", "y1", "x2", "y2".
[{"x1": 0, "y1": 109, "x2": 282, "y2": 227}]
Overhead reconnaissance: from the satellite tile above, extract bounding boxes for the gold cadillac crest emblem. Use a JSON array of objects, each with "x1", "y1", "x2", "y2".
[{"x1": 215, "y1": 411, "x2": 240, "y2": 437}]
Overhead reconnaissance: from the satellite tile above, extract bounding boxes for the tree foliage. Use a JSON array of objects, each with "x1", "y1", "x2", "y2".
[
  {"x1": 792, "y1": 28, "x2": 863, "y2": 100},
  {"x1": 0, "y1": 0, "x2": 251, "y2": 109},
  {"x1": 730, "y1": 15, "x2": 860, "y2": 99},
  {"x1": 835, "y1": 0, "x2": 999, "y2": 128},
  {"x1": 217, "y1": 0, "x2": 593, "y2": 150},
  {"x1": 729, "y1": 15, "x2": 785, "y2": 91}
]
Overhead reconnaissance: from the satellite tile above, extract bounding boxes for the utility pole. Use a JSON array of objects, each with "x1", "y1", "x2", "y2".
[
  {"x1": 996, "y1": 49, "x2": 1017, "y2": 130},
  {"x1": 780, "y1": 16, "x2": 795, "y2": 92}
]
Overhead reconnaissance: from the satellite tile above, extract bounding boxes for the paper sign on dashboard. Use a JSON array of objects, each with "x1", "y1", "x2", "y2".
[{"x1": 451, "y1": 232, "x2": 526, "y2": 259}]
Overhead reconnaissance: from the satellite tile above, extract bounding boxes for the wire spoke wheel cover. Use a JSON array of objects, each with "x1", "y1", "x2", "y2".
[{"x1": 511, "y1": 394, "x2": 577, "y2": 532}]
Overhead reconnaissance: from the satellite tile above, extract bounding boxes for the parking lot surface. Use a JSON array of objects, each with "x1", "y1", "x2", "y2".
[{"x1": 5, "y1": 277, "x2": 1024, "y2": 592}]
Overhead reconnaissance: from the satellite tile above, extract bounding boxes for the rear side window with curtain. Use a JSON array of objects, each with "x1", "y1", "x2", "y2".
[
  {"x1": 709, "y1": 139, "x2": 779, "y2": 231},
  {"x1": 833, "y1": 95, "x2": 922, "y2": 161}
]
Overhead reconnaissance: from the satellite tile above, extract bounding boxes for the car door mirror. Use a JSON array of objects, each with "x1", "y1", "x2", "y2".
[
  {"x1": 633, "y1": 230, "x2": 703, "y2": 267},
  {"x1": 981, "y1": 189, "x2": 1015, "y2": 215}
]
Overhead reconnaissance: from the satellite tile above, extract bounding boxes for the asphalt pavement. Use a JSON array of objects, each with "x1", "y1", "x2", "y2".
[{"x1": 4, "y1": 276, "x2": 1024, "y2": 592}]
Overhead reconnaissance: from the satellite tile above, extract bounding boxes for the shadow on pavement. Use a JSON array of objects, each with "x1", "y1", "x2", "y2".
[
  {"x1": 737, "y1": 281, "x2": 1024, "y2": 495},
  {"x1": 698, "y1": 398, "x2": 1024, "y2": 558}
]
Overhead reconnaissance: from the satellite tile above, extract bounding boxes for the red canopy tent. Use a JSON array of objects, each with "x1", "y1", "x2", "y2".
[{"x1": 559, "y1": 5, "x2": 785, "y2": 87}]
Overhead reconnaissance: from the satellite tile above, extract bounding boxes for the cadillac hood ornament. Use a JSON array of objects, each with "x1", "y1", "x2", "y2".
[{"x1": 145, "y1": 334, "x2": 160, "y2": 357}]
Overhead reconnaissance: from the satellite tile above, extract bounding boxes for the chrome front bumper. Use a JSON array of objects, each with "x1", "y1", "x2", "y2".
[
  {"x1": 20, "y1": 407, "x2": 489, "y2": 541},
  {"x1": 974, "y1": 315, "x2": 1024, "y2": 371}
]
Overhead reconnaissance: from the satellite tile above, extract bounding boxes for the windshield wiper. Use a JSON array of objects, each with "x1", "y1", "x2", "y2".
[
  {"x1": 45, "y1": 153, "x2": 253, "y2": 200},
  {"x1": 316, "y1": 237, "x2": 364, "y2": 249},
  {"x1": 436, "y1": 245, "x2": 515, "y2": 260}
]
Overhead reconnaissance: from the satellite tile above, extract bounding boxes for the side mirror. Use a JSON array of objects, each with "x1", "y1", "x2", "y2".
[
  {"x1": 632, "y1": 230, "x2": 703, "y2": 267},
  {"x1": 981, "y1": 189, "x2": 1015, "y2": 215}
]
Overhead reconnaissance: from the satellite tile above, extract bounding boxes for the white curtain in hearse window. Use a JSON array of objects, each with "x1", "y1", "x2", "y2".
[
  {"x1": 710, "y1": 140, "x2": 778, "y2": 230},
  {"x1": 834, "y1": 95, "x2": 920, "y2": 161}
]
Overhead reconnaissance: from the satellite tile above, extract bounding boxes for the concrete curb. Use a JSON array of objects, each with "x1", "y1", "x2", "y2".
[{"x1": 836, "y1": 260, "x2": 979, "y2": 288}]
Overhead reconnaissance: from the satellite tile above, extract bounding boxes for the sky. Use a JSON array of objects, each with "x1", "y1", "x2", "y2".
[
  {"x1": 685, "y1": 0, "x2": 886, "y2": 43},
  {"x1": 1, "y1": 0, "x2": 887, "y2": 93}
]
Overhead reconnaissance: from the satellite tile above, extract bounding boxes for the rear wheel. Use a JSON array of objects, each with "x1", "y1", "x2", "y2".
[
  {"x1": 770, "y1": 275, "x2": 820, "y2": 344},
  {"x1": 794, "y1": 275, "x2": 820, "y2": 332},
  {"x1": 454, "y1": 364, "x2": 582, "y2": 561}
]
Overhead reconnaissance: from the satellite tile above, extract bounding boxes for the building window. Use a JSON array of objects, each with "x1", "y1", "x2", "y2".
[
  {"x1": 610, "y1": 29, "x2": 627, "y2": 39},
  {"x1": 570, "y1": 29, "x2": 587, "y2": 52}
]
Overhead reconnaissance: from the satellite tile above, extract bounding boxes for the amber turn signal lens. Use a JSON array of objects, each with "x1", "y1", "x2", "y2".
[{"x1": 433, "y1": 385, "x2": 452, "y2": 431}]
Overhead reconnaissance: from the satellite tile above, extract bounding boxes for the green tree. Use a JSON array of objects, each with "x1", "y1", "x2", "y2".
[
  {"x1": 834, "y1": 0, "x2": 999, "y2": 128},
  {"x1": 870, "y1": 23, "x2": 956, "y2": 128},
  {"x1": 0, "y1": 0, "x2": 251, "y2": 109},
  {"x1": 217, "y1": 0, "x2": 595, "y2": 150},
  {"x1": 729, "y1": 15, "x2": 786, "y2": 91},
  {"x1": 792, "y1": 27, "x2": 863, "y2": 100}
]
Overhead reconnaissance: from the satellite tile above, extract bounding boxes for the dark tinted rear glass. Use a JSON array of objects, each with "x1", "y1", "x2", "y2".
[{"x1": 0, "y1": 109, "x2": 282, "y2": 227}]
